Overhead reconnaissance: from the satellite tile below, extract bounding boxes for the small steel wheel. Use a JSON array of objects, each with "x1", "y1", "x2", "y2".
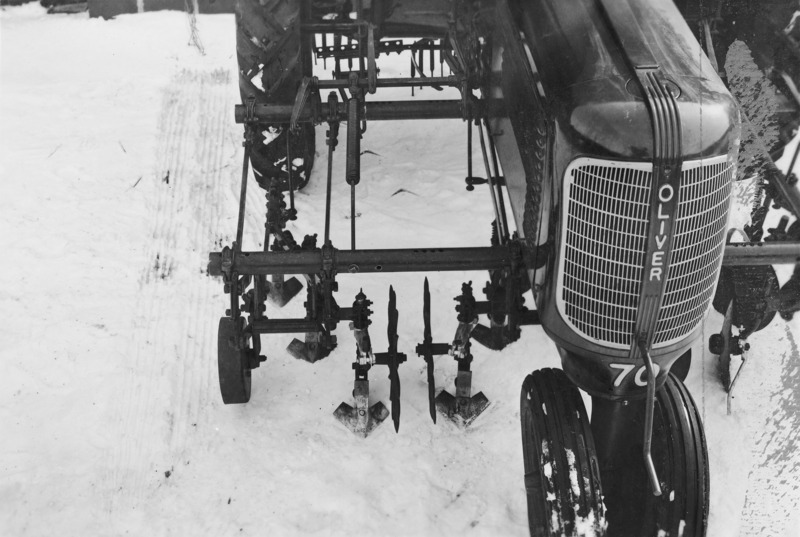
[
  {"x1": 521, "y1": 368, "x2": 606, "y2": 536},
  {"x1": 217, "y1": 316, "x2": 252, "y2": 404}
]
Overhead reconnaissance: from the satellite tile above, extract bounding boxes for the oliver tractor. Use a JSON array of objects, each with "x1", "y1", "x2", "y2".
[{"x1": 208, "y1": 0, "x2": 800, "y2": 535}]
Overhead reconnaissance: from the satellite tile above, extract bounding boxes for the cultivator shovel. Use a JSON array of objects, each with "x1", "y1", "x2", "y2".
[
  {"x1": 334, "y1": 287, "x2": 406, "y2": 436},
  {"x1": 415, "y1": 278, "x2": 491, "y2": 426}
]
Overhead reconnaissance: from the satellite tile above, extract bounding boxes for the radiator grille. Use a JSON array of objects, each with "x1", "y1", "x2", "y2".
[{"x1": 557, "y1": 156, "x2": 733, "y2": 349}]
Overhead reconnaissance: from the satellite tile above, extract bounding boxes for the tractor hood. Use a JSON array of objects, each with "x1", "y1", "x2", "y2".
[
  {"x1": 568, "y1": 77, "x2": 739, "y2": 161},
  {"x1": 512, "y1": 0, "x2": 740, "y2": 161}
]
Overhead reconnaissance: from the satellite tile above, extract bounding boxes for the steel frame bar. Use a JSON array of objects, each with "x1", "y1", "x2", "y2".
[
  {"x1": 302, "y1": 21, "x2": 365, "y2": 34},
  {"x1": 315, "y1": 76, "x2": 459, "y2": 89},
  {"x1": 722, "y1": 242, "x2": 800, "y2": 265},
  {"x1": 211, "y1": 241, "x2": 800, "y2": 282},
  {"x1": 251, "y1": 318, "x2": 322, "y2": 334},
  {"x1": 235, "y1": 99, "x2": 464, "y2": 124},
  {"x1": 209, "y1": 246, "x2": 515, "y2": 277}
]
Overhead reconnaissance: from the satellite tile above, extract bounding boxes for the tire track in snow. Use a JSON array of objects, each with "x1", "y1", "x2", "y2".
[
  {"x1": 105, "y1": 69, "x2": 237, "y2": 514},
  {"x1": 740, "y1": 323, "x2": 800, "y2": 537}
]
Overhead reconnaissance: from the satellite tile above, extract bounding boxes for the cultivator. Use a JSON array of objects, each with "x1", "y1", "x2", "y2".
[{"x1": 209, "y1": 0, "x2": 800, "y2": 535}]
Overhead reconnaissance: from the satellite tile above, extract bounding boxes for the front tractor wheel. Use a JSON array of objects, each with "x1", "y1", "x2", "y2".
[
  {"x1": 592, "y1": 372, "x2": 709, "y2": 537},
  {"x1": 520, "y1": 368, "x2": 607, "y2": 536}
]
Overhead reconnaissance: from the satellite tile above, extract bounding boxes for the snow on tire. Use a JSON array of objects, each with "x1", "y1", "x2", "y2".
[
  {"x1": 643, "y1": 373, "x2": 709, "y2": 537},
  {"x1": 593, "y1": 372, "x2": 709, "y2": 537},
  {"x1": 521, "y1": 368, "x2": 607, "y2": 537},
  {"x1": 236, "y1": 0, "x2": 315, "y2": 190}
]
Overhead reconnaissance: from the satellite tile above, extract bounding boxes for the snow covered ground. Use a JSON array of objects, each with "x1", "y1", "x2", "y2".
[{"x1": 1, "y1": 4, "x2": 798, "y2": 536}]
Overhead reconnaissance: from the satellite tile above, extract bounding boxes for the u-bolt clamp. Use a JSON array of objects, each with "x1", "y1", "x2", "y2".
[
  {"x1": 244, "y1": 96, "x2": 257, "y2": 124},
  {"x1": 290, "y1": 76, "x2": 318, "y2": 133}
]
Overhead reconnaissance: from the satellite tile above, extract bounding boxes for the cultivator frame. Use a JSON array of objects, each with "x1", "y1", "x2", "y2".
[{"x1": 210, "y1": 0, "x2": 800, "y2": 535}]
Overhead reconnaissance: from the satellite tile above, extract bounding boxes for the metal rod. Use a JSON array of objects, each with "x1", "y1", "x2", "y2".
[
  {"x1": 333, "y1": 33, "x2": 341, "y2": 77},
  {"x1": 367, "y1": 24, "x2": 377, "y2": 94},
  {"x1": 467, "y1": 121, "x2": 473, "y2": 178},
  {"x1": 746, "y1": 119, "x2": 800, "y2": 220},
  {"x1": 236, "y1": 142, "x2": 251, "y2": 252},
  {"x1": 639, "y1": 339, "x2": 663, "y2": 497},
  {"x1": 304, "y1": 21, "x2": 447, "y2": 40},
  {"x1": 346, "y1": 98, "x2": 361, "y2": 185},
  {"x1": 726, "y1": 350, "x2": 748, "y2": 415},
  {"x1": 779, "y1": 71, "x2": 800, "y2": 109},
  {"x1": 485, "y1": 119, "x2": 510, "y2": 242},
  {"x1": 209, "y1": 246, "x2": 515, "y2": 276},
  {"x1": 351, "y1": 185, "x2": 356, "y2": 250},
  {"x1": 355, "y1": 0, "x2": 365, "y2": 70},
  {"x1": 286, "y1": 129, "x2": 295, "y2": 214},
  {"x1": 345, "y1": 88, "x2": 361, "y2": 251},
  {"x1": 300, "y1": 0, "x2": 313, "y2": 72},
  {"x1": 324, "y1": 128, "x2": 336, "y2": 245},
  {"x1": 346, "y1": 36, "x2": 352, "y2": 71},
  {"x1": 321, "y1": 34, "x2": 327, "y2": 70},
  {"x1": 476, "y1": 121, "x2": 507, "y2": 241},
  {"x1": 786, "y1": 137, "x2": 800, "y2": 182},
  {"x1": 723, "y1": 241, "x2": 800, "y2": 265},
  {"x1": 410, "y1": 57, "x2": 415, "y2": 97},
  {"x1": 235, "y1": 100, "x2": 463, "y2": 124},
  {"x1": 301, "y1": 21, "x2": 364, "y2": 33}
]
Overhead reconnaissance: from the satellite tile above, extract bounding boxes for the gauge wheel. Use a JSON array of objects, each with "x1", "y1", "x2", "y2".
[
  {"x1": 521, "y1": 368, "x2": 606, "y2": 536},
  {"x1": 218, "y1": 316, "x2": 252, "y2": 404}
]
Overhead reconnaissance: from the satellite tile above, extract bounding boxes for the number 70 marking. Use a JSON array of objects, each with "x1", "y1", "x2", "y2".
[{"x1": 609, "y1": 363, "x2": 661, "y2": 387}]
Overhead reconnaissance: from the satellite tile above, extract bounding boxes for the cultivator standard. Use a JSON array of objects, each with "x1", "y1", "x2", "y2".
[{"x1": 209, "y1": 0, "x2": 800, "y2": 535}]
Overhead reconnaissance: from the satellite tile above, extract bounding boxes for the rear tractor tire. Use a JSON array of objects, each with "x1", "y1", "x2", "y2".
[
  {"x1": 521, "y1": 368, "x2": 607, "y2": 536},
  {"x1": 236, "y1": 0, "x2": 315, "y2": 191}
]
